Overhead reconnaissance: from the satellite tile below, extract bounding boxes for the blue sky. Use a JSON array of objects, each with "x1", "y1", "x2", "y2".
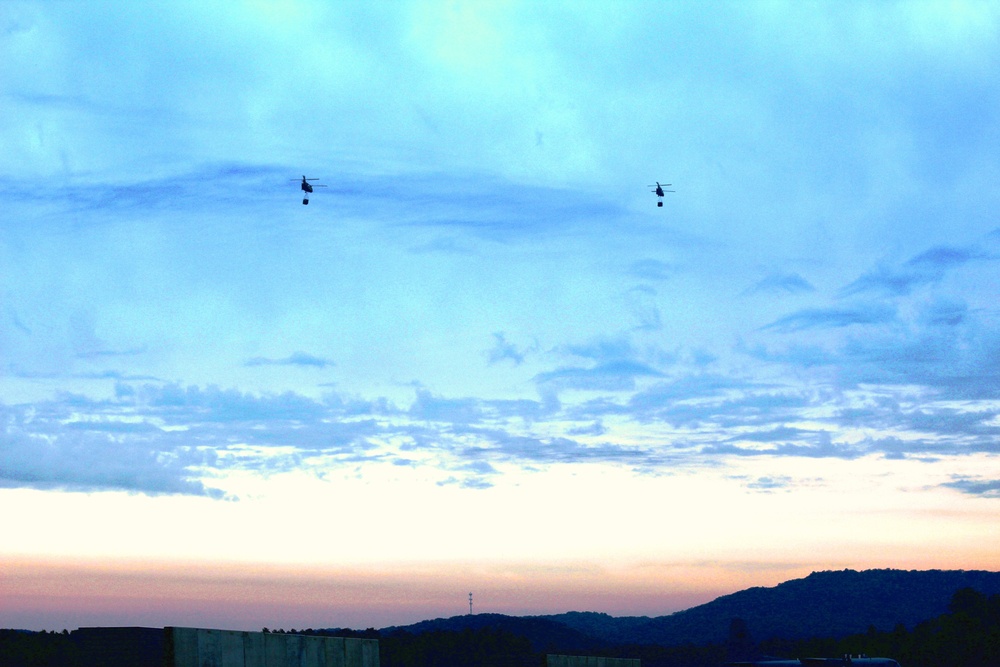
[{"x1": 2, "y1": 1, "x2": 1000, "y2": 631}]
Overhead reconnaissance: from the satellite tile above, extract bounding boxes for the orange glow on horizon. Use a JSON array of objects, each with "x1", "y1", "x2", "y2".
[{"x1": 5, "y1": 549, "x2": 1000, "y2": 632}]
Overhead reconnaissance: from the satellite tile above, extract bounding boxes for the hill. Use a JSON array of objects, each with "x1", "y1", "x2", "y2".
[
  {"x1": 618, "y1": 568, "x2": 1000, "y2": 645},
  {"x1": 383, "y1": 568, "x2": 1000, "y2": 647},
  {"x1": 380, "y1": 612, "x2": 606, "y2": 653}
]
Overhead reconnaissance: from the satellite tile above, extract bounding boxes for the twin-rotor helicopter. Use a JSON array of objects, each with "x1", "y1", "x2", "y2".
[
  {"x1": 291, "y1": 175, "x2": 326, "y2": 205},
  {"x1": 292, "y1": 175, "x2": 673, "y2": 208},
  {"x1": 648, "y1": 181, "x2": 674, "y2": 207}
]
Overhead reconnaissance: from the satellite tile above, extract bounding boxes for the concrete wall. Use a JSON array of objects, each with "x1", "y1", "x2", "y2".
[
  {"x1": 546, "y1": 655, "x2": 640, "y2": 667},
  {"x1": 167, "y1": 628, "x2": 379, "y2": 667}
]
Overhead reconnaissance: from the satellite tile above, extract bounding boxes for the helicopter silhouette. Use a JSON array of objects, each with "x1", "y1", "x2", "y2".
[
  {"x1": 291, "y1": 176, "x2": 327, "y2": 205},
  {"x1": 648, "y1": 181, "x2": 674, "y2": 207}
]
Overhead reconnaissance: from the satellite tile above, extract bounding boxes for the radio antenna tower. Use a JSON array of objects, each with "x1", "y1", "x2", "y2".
[{"x1": 469, "y1": 592, "x2": 473, "y2": 615}]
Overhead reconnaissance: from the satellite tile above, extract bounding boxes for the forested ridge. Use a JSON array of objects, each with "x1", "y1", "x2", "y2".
[
  {"x1": 530, "y1": 568, "x2": 1000, "y2": 645},
  {"x1": 4, "y1": 570, "x2": 1000, "y2": 667}
]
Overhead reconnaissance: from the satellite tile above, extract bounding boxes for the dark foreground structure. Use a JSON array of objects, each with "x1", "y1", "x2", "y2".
[
  {"x1": 546, "y1": 656, "x2": 639, "y2": 667},
  {"x1": 726, "y1": 659, "x2": 901, "y2": 667},
  {"x1": 71, "y1": 627, "x2": 379, "y2": 667}
]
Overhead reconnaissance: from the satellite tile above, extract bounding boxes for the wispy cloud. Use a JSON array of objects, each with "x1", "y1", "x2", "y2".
[
  {"x1": 705, "y1": 431, "x2": 864, "y2": 460},
  {"x1": 562, "y1": 336, "x2": 642, "y2": 363},
  {"x1": 3, "y1": 352, "x2": 1000, "y2": 498},
  {"x1": 245, "y1": 352, "x2": 335, "y2": 369},
  {"x1": 942, "y1": 477, "x2": 1000, "y2": 498},
  {"x1": 535, "y1": 360, "x2": 664, "y2": 393},
  {"x1": 486, "y1": 332, "x2": 534, "y2": 366},
  {"x1": 409, "y1": 389, "x2": 486, "y2": 425},
  {"x1": 744, "y1": 272, "x2": 815, "y2": 295},
  {"x1": 629, "y1": 259, "x2": 675, "y2": 281},
  {"x1": 762, "y1": 303, "x2": 897, "y2": 332},
  {"x1": 742, "y1": 475, "x2": 794, "y2": 492},
  {"x1": 842, "y1": 245, "x2": 988, "y2": 297}
]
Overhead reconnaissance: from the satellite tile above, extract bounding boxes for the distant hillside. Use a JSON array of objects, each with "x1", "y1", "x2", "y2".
[
  {"x1": 380, "y1": 612, "x2": 606, "y2": 653},
  {"x1": 382, "y1": 569, "x2": 1000, "y2": 648},
  {"x1": 617, "y1": 568, "x2": 1000, "y2": 645}
]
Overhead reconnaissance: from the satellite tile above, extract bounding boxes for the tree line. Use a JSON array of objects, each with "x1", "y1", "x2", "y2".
[
  {"x1": 752, "y1": 587, "x2": 1000, "y2": 667},
  {"x1": 2, "y1": 588, "x2": 997, "y2": 667}
]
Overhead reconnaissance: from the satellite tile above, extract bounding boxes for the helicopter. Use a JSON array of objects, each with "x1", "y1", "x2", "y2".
[
  {"x1": 291, "y1": 176, "x2": 327, "y2": 205},
  {"x1": 648, "y1": 181, "x2": 674, "y2": 207}
]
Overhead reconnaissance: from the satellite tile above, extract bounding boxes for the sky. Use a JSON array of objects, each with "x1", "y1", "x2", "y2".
[{"x1": 2, "y1": 0, "x2": 1000, "y2": 633}]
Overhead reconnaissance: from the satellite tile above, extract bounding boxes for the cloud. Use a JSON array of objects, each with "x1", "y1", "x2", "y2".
[
  {"x1": 761, "y1": 303, "x2": 897, "y2": 332},
  {"x1": 535, "y1": 360, "x2": 664, "y2": 393},
  {"x1": 918, "y1": 298, "x2": 968, "y2": 327},
  {"x1": 565, "y1": 421, "x2": 607, "y2": 437},
  {"x1": 744, "y1": 236, "x2": 1000, "y2": 402},
  {"x1": 0, "y1": 403, "x2": 224, "y2": 498},
  {"x1": 565, "y1": 374, "x2": 811, "y2": 436},
  {"x1": 3, "y1": 359, "x2": 1000, "y2": 500},
  {"x1": 139, "y1": 383, "x2": 330, "y2": 424},
  {"x1": 832, "y1": 314, "x2": 1000, "y2": 400},
  {"x1": 727, "y1": 426, "x2": 814, "y2": 443},
  {"x1": 41, "y1": 165, "x2": 281, "y2": 215},
  {"x1": 486, "y1": 332, "x2": 533, "y2": 366},
  {"x1": 623, "y1": 374, "x2": 763, "y2": 412},
  {"x1": 704, "y1": 430, "x2": 866, "y2": 460},
  {"x1": 561, "y1": 336, "x2": 640, "y2": 363},
  {"x1": 743, "y1": 475, "x2": 794, "y2": 492},
  {"x1": 942, "y1": 477, "x2": 1000, "y2": 498},
  {"x1": 0, "y1": 382, "x2": 403, "y2": 497},
  {"x1": 740, "y1": 236, "x2": 1000, "y2": 411},
  {"x1": 385, "y1": 173, "x2": 626, "y2": 242},
  {"x1": 744, "y1": 272, "x2": 816, "y2": 295},
  {"x1": 842, "y1": 245, "x2": 987, "y2": 297},
  {"x1": 437, "y1": 475, "x2": 495, "y2": 490},
  {"x1": 409, "y1": 388, "x2": 485, "y2": 425},
  {"x1": 836, "y1": 403, "x2": 1000, "y2": 444},
  {"x1": 456, "y1": 427, "x2": 653, "y2": 468},
  {"x1": 625, "y1": 286, "x2": 664, "y2": 332},
  {"x1": 245, "y1": 352, "x2": 335, "y2": 369},
  {"x1": 629, "y1": 259, "x2": 675, "y2": 281}
]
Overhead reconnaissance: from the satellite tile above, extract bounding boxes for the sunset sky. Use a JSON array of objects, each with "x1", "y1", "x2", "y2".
[{"x1": 3, "y1": 0, "x2": 1000, "y2": 633}]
